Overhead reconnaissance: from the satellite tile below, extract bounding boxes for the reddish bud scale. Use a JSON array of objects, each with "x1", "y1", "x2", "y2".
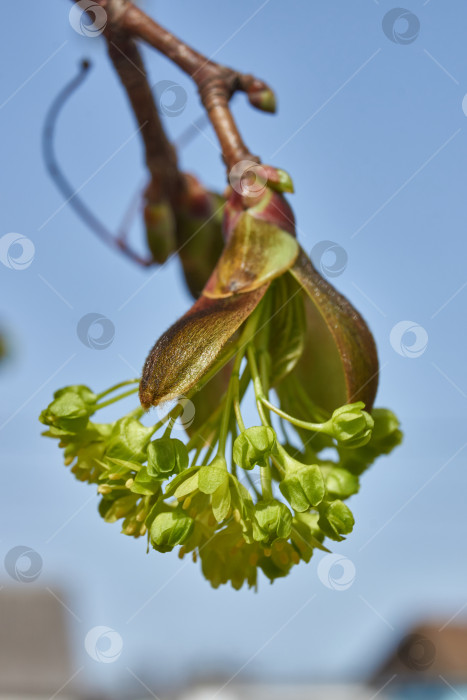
[{"x1": 223, "y1": 188, "x2": 296, "y2": 241}]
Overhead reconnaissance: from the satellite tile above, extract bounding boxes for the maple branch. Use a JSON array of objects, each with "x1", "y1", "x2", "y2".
[{"x1": 77, "y1": 0, "x2": 276, "y2": 172}]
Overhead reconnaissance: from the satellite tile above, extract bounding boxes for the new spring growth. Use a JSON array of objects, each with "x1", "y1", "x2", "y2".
[{"x1": 40, "y1": 164, "x2": 402, "y2": 589}]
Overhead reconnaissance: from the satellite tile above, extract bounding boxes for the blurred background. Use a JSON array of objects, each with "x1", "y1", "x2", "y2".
[{"x1": 1, "y1": 1, "x2": 467, "y2": 698}]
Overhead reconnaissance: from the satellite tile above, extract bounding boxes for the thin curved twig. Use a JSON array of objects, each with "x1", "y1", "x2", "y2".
[{"x1": 42, "y1": 59, "x2": 153, "y2": 266}]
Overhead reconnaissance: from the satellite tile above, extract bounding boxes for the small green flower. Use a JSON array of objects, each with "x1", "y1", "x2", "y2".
[
  {"x1": 198, "y1": 457, "x2": 231, "y2": 523},
  {"x1": 39, "y1": 385, "x2": 97, "y2": 433},
  {"x1": 328, "y1": 402, "x2": 374, "y2": 448},
  {"x1": 105, "y1": 416, "x2": 154, "y2": 463},
  {"x1": 318, "y1": 500, "x2": 355, "y2": 542},
  {"x1": 322, "y1": 465, "x2": 360, "y2": 498},
  {"x1": 55, "y1": 421, "x2": 112, "y2": 483},
  {"x1": 338, "y1": 408, "x2": 403, "y2": 475},
  {"x1": 147, "y1": 437, "x2": 188, "y2": 478},
  {"x1": 233, "y1": 426, "x2": 276, "y2": 470},
  {"x1": 150, "y1": 509, "x2": 194, "y2": 550},
  {"x1": 252, "y1": 500, "x2": 292, "y2": 542},
  {"x1": 278, "y1": 452, "x2": 325, "y2": 512},
  {"x1": 128, "y1": 467, "x2": 161, "y2": 496},
  {"x1": 199, "y1": 523, "x2": 259, "y2": 590}
]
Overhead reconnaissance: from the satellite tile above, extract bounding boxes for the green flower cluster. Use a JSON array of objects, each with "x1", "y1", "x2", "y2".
[{"x1": 40, "y1": 341, "x2": 402, "y2": 589}]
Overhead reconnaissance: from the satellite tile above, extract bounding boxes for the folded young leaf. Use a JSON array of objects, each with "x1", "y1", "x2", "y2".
[
  {"x1": 140, "y1": 286, "x2": 268, "y2": 408},
  {"x1": 289, "y1": 247, "x2": 379, "y2": 411},
  {"x1": 204, "y1": 212, "x2": 299, "y2": 298}
]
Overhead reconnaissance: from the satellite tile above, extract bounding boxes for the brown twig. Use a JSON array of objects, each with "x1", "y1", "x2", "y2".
[
  {"x1": 55, "y1": 0, "x2": 276, "y2": 270},
  {"x1": 104, "y1": 18, "x2": 184, "y2": 205},
  {"x1": 46, "y1": 0, "x2": 192, "y2": 267},
  {"x1": 74, "y1": 0, "x2": 276, "y2": 172},
  {"x1": 42, "y1": 59, "x2": 153, "y2": 266}
]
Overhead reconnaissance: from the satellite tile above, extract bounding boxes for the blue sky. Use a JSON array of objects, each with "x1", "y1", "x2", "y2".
[{"x1": 1, "y1": 0, "x2": 467, "y2": 695}]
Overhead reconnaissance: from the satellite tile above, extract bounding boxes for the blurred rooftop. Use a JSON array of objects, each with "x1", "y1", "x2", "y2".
[{"x1": 1, "y1": 587, "x2": 467, "y2": 700}]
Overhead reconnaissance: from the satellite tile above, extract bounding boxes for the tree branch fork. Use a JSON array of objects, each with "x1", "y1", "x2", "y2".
[
  {"x1": 57, "y1": 0, "x2": 277, "y2": 268},
  {"x1": 76, "y1": 0, "x2": 276, "y2": 170}
]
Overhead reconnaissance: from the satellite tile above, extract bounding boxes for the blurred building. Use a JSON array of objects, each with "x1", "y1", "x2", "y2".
[
  {"x1": 372, "y1": 621, "x2": 467, "y2": 699},
  {"x1": 0, "y1": 587, "x2": 77, "y2": 699},
  {"x1": 174, "y1": 621, "x2": 467, "y2": 700}
]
